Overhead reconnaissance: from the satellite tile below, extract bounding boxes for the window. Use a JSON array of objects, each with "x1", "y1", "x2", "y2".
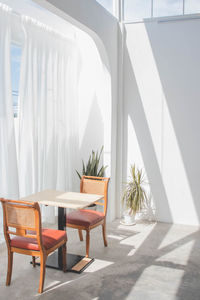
[
  {"x1": 96, "y1": 0, "x2": 114, "y2": 15},
  {"x1": 123, "y1": 0, "x2": 200, "y2": 22},
  {"x1": 11, "y1": 44, "x2": 22, "y2": 118},
  {"x1": 124, "y1": 0, "x2": 151, "y2": 22},
  {"x1": 185, "y1": 0, "x2": 200, "y2": 14},
  {"x1": 153, "y1": 0, "x2": 183, "y2": 17}
]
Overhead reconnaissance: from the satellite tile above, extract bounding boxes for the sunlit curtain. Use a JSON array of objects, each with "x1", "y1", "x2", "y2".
[
  {"x1": 0, "y1": 4, "x2": 19, "y2": 241},
  {"x1": 18, "y1": 17, "x2": 80, "y2": 222}
]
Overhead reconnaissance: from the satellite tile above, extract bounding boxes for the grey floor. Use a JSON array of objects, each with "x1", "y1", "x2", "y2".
[{"x1": 0, "y1": 220, "x2": 200, "y2": 300}]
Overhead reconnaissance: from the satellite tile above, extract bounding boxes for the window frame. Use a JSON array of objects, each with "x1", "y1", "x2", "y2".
[{"x1": 122, "y1": 0, "x2": 200, "y2": 23}]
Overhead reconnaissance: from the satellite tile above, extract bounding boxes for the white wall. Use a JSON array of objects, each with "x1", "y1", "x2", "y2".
[
  {"x1": 77, "y1": 32, "x2": 111, "y2": 173},
  {"x1": 123, "y1": 18, "x2": 200, "y2": 225}
]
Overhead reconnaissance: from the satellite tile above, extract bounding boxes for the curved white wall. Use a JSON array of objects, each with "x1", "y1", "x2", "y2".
[
  {"x1": 35, "y1": 0, "x2": 119, "y2": 221},
  {"x1": 77, "y1": 31, "x2": 111, "y2": 173}
]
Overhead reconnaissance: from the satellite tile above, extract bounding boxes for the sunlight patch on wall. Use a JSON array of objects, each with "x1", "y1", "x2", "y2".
[
  {"x1": 127, "y1": 115, "x2": 145, "y2": 174},
  {"x1": 77, "y1": 30, "x2": 111, "y2": 175},
  {"x1": 125, "y1": 23, "x2": 198, "y2": 225}
]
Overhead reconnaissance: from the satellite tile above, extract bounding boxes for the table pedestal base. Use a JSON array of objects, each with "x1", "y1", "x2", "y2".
[{"x1": 33, "y1": 251, "x2": 94, "y2": 274}]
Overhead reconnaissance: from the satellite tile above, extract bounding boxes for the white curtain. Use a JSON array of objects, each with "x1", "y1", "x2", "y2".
[
  {"x1": 0, "y1": 4, "x2": 19, "y2": 242},
  {"x1": 18, "y1": 17, "x2": 80, "y2": 222}
]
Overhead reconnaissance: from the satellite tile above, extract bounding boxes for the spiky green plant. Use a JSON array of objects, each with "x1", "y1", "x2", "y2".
[
  {"x1": 76, "y1": 146, "x2": 107, "y2": 179},
  {"x1": 122, "y1": 165, "x2": 148, "y2": 215}
]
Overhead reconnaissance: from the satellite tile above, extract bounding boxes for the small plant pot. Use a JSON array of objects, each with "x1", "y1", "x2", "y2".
[{"x1": 120, "y1": 213, "x2": 136, "y2": 226}]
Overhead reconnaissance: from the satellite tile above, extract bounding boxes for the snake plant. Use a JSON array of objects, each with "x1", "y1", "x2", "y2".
[{"x1": 76, "y1": 146, "x2": 107, "y2": 179}]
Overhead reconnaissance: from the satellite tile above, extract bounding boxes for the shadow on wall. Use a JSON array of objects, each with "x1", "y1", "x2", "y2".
[
  {"x1": 78, "y1": 95, "x2": 104, "y2": 176},
  {"x1": 123, "y1": 35, "x2": 173, "y2": 223},
  {"x1": 77, "y1": 30, "x2": 111, "y2": 182},
  {"x1": 143, "y1": 20, "x2": 200, "y2": 224}
]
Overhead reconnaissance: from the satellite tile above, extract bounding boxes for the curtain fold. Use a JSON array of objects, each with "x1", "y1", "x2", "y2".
[
  {"x1": 0, "y1": 4, "x2": 19, "y2": 199},
  {"x1": 18, "y1": 17, "x2": 80, "y2": 222},
  {"x1": 0, "y1": 4, "x2": 19, "y2": 242}
]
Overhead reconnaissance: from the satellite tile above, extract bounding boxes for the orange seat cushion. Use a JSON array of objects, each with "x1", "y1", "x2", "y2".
[
  {"x1": 10, "y1": 228, "x2": 67, "y2": 251},
  {"x1": 67, "y1": 209, "x2": 104, "y2": 228}
]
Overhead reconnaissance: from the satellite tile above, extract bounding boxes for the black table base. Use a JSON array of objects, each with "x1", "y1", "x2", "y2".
[
  {"x1": 32, "y1": 251, "x2": 94, "y2": 274},
  {"x1": 32, "y1": 206, "x2": 94, "y2": 273}
]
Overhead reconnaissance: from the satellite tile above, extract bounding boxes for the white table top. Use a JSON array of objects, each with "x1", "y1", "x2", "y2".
[{"x1": 20, "y1": 189, "x2": 103, "y2": 210}]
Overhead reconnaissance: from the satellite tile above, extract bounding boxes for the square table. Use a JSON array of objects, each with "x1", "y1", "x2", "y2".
[{"x1": 20, "y1": 189, "x2": 104, "y2": 272}]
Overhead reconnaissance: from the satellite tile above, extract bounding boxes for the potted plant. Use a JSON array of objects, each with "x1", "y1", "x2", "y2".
[
  {"x1": 76, "y1": 146, "x2": 107, "y2": 179},
  {"x1": 76, "y1": 146, "x2": 107, "y2": 209},
  {"x1": 122, "y1": 165, "x2": 148, "y2": 225}
]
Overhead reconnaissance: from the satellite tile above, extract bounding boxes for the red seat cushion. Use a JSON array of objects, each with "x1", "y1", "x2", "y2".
[
  {"x1": 67, "y1": 209, "x2": 104, "y2": 228},
  {"x1": 10, "y1": 228, "x2": 67, "y2": 251}
]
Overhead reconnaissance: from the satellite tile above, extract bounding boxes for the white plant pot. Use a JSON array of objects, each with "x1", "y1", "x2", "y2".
[{"x1": 120, "y1": 213, "x2": 136, "y2": 226}]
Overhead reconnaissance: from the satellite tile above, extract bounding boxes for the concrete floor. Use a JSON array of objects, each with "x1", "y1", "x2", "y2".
[{"x1": 0, "y1": 220, "x2": 200, "y2": 300}]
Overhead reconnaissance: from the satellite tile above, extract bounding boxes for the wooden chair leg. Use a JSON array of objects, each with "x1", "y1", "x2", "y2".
[
  {"x1": 32, "y1": 256, "x2": 36, "y2": 267},
  {"x1": 102, "y1": 222, "x2": 108, "y2": 247},
  {"x1": 38, "y1": 254, "x2": 46, "y2": 294},
  {"x1": 62, "y1": 243, "x2": 67, "y2": 272},
  {"x1": 78, "y1": 229, "x2": 83, "y2": 241},
  {"x1": 6, "y1": 249, "x2": 13, "y2": 286},
  {"x1": 86, "y1": 229, "x2": 90, "y2": 258}
]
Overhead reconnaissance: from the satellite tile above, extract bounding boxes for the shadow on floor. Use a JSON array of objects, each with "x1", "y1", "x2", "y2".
[{"x1": 0, "y1": 220, "x2": 200, "y2": 300}]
